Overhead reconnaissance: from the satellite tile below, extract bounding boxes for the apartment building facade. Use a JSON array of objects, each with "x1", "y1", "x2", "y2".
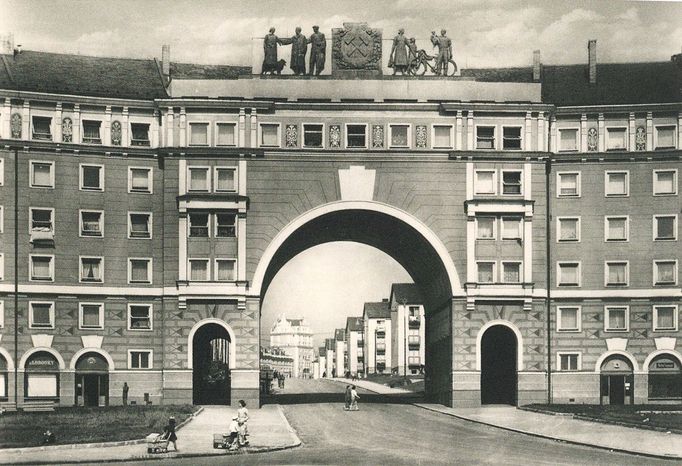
[
  {"x1": 269, "y1": 314, "x2": 314, "y2": 378},
  {"x1": 389, "y1": 284, "x2": 426, "y2": 376},
  {"x1": 345, "y1": 316, "x2": 364, "y2": 377},
  {"x1": 0, "y1": 32, "x2": 679, "y2": 409}
]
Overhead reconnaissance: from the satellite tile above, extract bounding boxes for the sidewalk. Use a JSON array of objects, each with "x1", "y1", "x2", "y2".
[
  {"x1": 0, "y1": 405, "x2": 300, "y2": 465},
  {"x1": 330, "y1": 377, "x2": 682, "y2": 460},
  {"x1": 329, "y1": 377, "x2": 411, "y2": 394}
]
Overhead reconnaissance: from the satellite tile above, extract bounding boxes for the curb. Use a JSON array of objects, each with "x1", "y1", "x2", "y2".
[
  {"x1": 414, "y1": 404, "x2": 682, "y2": 461},
  {"x1": 275, "y1": 404, "x2": 303, "y2": 447},
  {"x1": 0, "y1": 406, "x2": 205, "y2": 454}
]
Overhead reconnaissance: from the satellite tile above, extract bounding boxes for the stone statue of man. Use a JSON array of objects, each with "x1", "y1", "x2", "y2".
[
  {"x1": 308, "y1": 25, "x2": 326, "y2": 76},
  {"x1": 290, "y1": 27, "x2": 308, "y2": 75},
  {"x1": 431, "y1": 29, "x2": 453, "y2": 76}
]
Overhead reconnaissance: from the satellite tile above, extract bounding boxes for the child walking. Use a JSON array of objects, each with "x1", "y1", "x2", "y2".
[{"x1": 162, "y1": 416, "x2": 178, "y2": 451}]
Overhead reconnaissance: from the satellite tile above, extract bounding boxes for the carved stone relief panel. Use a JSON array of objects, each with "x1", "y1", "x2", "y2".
[
  {"x1": 329, "y1": 125, "x2": 341, "y2": 148},
  {"x1": 111, "y1": 120, "x2": 122, "y2": 146},
  {"x1": 285, "y1": 124, "x2": 298, "y2": 148},
  {"x1": 587, "y1": 127, "x2": 598, "y2": 152},
  {"x1": 372, "y1": 125, "x2": 384, "y2": 148},
  {"x1": 416, "y1": 125, "x2": 427, "y2": 148},
  {"x1": 10, "y1": 113, "x2": 21, "y2": 138},
  {"x1": 62, "y1": 117, "x2": 73, "y2": 143},
  {"x1": 635, "y1": 126, "x2": 646, "y2": 151}
]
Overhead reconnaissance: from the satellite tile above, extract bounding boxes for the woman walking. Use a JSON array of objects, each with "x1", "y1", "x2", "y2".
[
  {"x1": 344, "y1": 385, "x2": 352, "y2": 410},
  {"x1": 350, "y1": 385, "x2": 360, "y2": 411}
]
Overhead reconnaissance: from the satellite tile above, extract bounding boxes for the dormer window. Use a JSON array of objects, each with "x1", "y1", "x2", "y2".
[
  {"x1": 130, "y1": 123, "x2": 150, "y2": 146},
  {"x1": 82, "y1": 120, "x2": 102, "y2": 144},
  {"x1": 32, "y1": 116, "x2": 52, "y2": 141}
]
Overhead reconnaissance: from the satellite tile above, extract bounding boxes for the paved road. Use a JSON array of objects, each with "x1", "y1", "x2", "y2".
[{"x1": 110, "y1": 378, "x2": 673, "y2": 465}]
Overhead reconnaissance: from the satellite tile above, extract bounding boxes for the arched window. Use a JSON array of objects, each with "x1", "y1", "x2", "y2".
[
  {"x1": 24, "y1": 351, "x2": 60, "y2": 399},
  {"x1": 0, "y1": 353, "x2": 7, "y2": 399},
  {"x1": 648, "y1": 355, "x2": 682, "y2": 400}
]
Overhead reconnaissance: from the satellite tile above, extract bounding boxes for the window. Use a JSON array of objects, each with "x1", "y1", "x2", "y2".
[
  {"x1": 128, "y1": 167, "x2": 152, "y2": 193},
  {"x1": 216, "y1": 213, "x2": 236, "y2": 237},
  {"x1": 605, "y1": 261, "x2": 628, "y2": 286},
  {"x1": 557, "y1": 306, "x2": 581, "y2": 332},
  {"x1": 31, "y1": 208, "x2": 53, "y2": 232},
  {"x1": 188, "y1": 167, "x2": 210, "y2": 192},
  {"x1": 558, "y1": 128, "x2": 578, "y2": 152},
  {"x1": 558, "y1": 353, "x2": 581, "y2": 371},
  {"x1": 654, "y1": 305, "x2": 678, "y2": 331},
  {"x1": 214, "y1": 167, "x2": 236, "y2": 192},
  {"x1": 29, "y1": 302, "x2": 54, "y2": 329},
  {"x1": 216, "y1": 123, "x2": 237, "y2": 146},
  {"x1": 128, "y1": 304, "x2": 152, "y2": 330},
  {"x1": 30, "y1": 161, "x2": 54, "y2": 188},
  {"x1": 189, "y1": 259, "x2": 209, "y2": 281},
  {"x1": 655, "y1": 126, "x2": 676, "y2": 150},
  {"x1": 557, "y1": 172, "x2": 580, "y2": 197},
  {"x1": 605, "y1": 216, "x2": 628, "y2": 242},
  {"x1": 502, "y1": 262, "x2": 521, "y2": 283},
  {"x1": 557, "y1": 217, "x2": 580, "y2": 242},
  {"x1": 606, "y1": 128, "x2": 627, "y2": 151},
  {"x1": 32, "y1": 116, "x2": 52, "y2": 140},
  {"x1": 189, "y1": 212, "x2": 209, "y2": 237},
  {"x1": 477, "y1": 262, "x2": 495, "y2": 283},
  {"x1": 557, "y1": 262, "x2": 580, "y2": 286},
  {"x1": 502, "y1": 127, "x2": 522, "y2": 150},
  {"x1": 80, "y1": 211, "x2": 103, "y2": 237},
  {"x1": 30, "y1": 255, "x2": 54, "y2": 281},
  {"x1": 80, "y1": 164, "x2": 103, "y2": 191},
  {"x1": 303, "y1": 124, "x2": 323, "y2": 148},
  {"x1": 79, "y1": 303, "x2": 104, "y2": 330},
  {"x1": 501, "y1": 170, "x2": 522, "y2": 195},
  {"x1": 654, "y1": 260, "x2": 677, "y2": 285},
  {"x1": 653, "y1": 170, "x2": 677, "y2": 196},
  {"x1": 346, "y1": 124, "x2": 367, "y2": 148},
  {"x1": 129, "y1": 213, "x2": 151, "y2": 239},
  {"x1": 605, "y1": 171, "x2": 629, "y2": 196},
  {"x1": 389, "y1": 124, "x2": 410, "y2": 148},
  {"x1": 654, "y1": 215, "x2": 677, "y2": 240},
  {"x1": 128, "y1": 350, "x2": 152, "y2": 369},
  {"x1": 80, "y1": 257, "x2": 103, "y2": 283},
  {"x1": 130, "y1": 123, "x2": 150, "y2": 146},
  {"x1": 0, "y1": 158, "x2": 4, "y2": 186},
  {"x1": 260, "y1": 123, "x2": 280, "y2": 147},
  {"x1": 128, "y1": 258, "x2": 151, "y2": 284},
  {"x1": 216, "y1": 259, "x2": 236, "y2": 281},
  {"x1": 476, "y1": 217, "x2": 495, "y2": 240},
  {"x1": 432, "y1": 125, "x2": 453, "y2": 148},
  {"x1": 189, "y1": 122, "x2": 209, "y2": 145},
  {"x1": 0, "y1": 301, "x2": 3, "y2": 328},
  {"x1": 476, "y1": 126, "x2": 495, "y2": 149},
  {"x1": 501, "y1": 217, "x2": 522, "y2": 240},
  {"x1": 605, "y1": 306, "x2": 629, "y2": 332},
  {"x1": 0, "y1": 206, "x2": 3, "y2": 233},
  {"x1": 82, "y1": 120, "x2": 102, "y2": 144},
  {"x1": 474, "y1": 170, "x2": 496, "y2": 195}
]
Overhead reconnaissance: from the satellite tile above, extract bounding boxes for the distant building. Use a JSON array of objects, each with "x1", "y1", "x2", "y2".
[
  {"x1": 345, "y1": 317, "x2": 364, "y2": 377},
  {"x1": 270, "y1": 314, "x2": 314, "y2": 378},
  {"x1": 335, "y1": 329, "x2": 347, "y2": 377},
  {"x1": 363, "y1": 300, "x2": 392, "y2": 374},
  {"x1": 316, "y1": 346, "x2": 326, "y2": 379},
  {"x1": 260, "y1": 347, "x2": 294, "y2": 377},
  {"x1": 325, "y1": 338, "x2": 336, "y2": 377},
  {"x1": 390, "y1": 284, "x2": 426, "y2": 376}
]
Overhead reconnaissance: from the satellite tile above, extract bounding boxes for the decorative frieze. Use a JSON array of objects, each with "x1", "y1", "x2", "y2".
[
  {"x1": 635, "y1": 126, "x2": 646, "y2": 151},
  {"x1": 285, "y1": 124, "x2": 298, "y2": 148},
  {"x1": 329, "y1": 124, "x2": 341, "y2": 148},
  {"x1": 62, "y1": 117, "x2": 73, "y2": 142},
  {"x1": 10, "y1": 112, "x2": 21, "y2": 138},
  {"x1": 111, "y1": 120, "x2": 122, "y2": 146},
  {"x1": 587, "y1": 127, "x2": 598, "y2": 152},
  {"x1": 415, "y1": 125, "x2": 427, "y2": 148},
  {"x1": 371, "y1": 124, "x2": 384, "y2": 148}
]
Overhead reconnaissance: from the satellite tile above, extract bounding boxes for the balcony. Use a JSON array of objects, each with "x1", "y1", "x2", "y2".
[{"x1": 408, "y1": 317, "x2": 421, "y2": 329}]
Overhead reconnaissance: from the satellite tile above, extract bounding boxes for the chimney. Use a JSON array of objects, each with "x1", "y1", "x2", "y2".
[
  {"x1": 588, "y1": 39, "x2": 597, "y2": 84},
  {"x1": 161, "y1": 44, "x2": 171, "y2": 82},
  {"x1": 532, "y1": 50, "x2": 541, "y2": 81}
]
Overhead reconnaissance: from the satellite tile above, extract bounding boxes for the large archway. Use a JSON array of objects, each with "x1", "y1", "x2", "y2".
[
  {"x1": 252, "y1": 201, "x2": 459, "y2": 402},
  {"x1": 480, "y1": 325, "x2": 518, "y2": 405},
  {"x1": 192, "y1": 323, "x2": 232, "y2": 405}
]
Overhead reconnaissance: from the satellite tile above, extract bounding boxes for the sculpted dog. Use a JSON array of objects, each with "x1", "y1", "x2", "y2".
[{"x1": 261, "y1": 59, "x2": 286, "y2": 75}]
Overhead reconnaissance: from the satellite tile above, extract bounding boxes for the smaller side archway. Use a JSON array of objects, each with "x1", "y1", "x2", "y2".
[
  {"x1": 476, "y1": 320, "x2": 524, "y2": 371},
  {"x1": 0, "y1": 347, "x2": 15, "y2": 371},
  {"x1": 597, "y1": 352, "x2": 637, "y2": 405},
  {"x1": 594, "y1": 350, "x2": 639, "y2": 373},
  {"x1": 644, "y1": 350, "x2": 682, "y2": 402},
  {"x1": 477, "y1": 320, "x2": 522, "y2": 405},
  {"x1": 69, "y1": 348, "x2": 116, "y2": 371},
  {"x1": 643, "y1": 350, "x2": 682, "y2": 373},
  {"x1": 189, "y1": 318, "x2": 235, "y2": 405},
  {"x1": 187, "y1": 318, "x2": 237, "y2": 369}
]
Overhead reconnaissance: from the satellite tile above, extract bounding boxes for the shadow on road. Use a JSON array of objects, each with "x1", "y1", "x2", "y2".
[{"x1": 263, "y1": 391, "x2": 424, "y2": 405}]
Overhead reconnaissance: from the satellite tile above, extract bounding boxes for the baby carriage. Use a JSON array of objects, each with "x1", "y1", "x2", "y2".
[{"x1": 146, "y1": 433, "x2": 170, "y2": 454}]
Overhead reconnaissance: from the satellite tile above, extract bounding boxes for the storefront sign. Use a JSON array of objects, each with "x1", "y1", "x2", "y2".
[{"x1": 25, "y1": 352, "x2": 58, "y2": 371}]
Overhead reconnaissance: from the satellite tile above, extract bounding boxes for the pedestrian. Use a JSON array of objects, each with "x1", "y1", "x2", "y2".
[
  {"x1": 224, "y1": 416, "x2": 240, "y2": 450},
  {"x1": 162, "y1": 416, "x2": 178, "y2": 451},
  {"x1": 122, "y1": 382, "x2": 129, "y2": 406},
  {"x1": 344, "y1": 385, "x2": 351, "y2": 411},
  {"x1": 350, "y1": 385, "x2": 360, "y2": 411},
  {"x1": 237, "y1": 400, "x2": 250, "y2": 447}
]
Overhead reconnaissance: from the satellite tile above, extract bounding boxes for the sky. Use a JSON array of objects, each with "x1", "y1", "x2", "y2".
[
  {"x1": 2, "y1": 0, "x2": 680, "y2": 347},
  {"x1": 1, "y1": 0, "x2": 682, "y2": 68}
]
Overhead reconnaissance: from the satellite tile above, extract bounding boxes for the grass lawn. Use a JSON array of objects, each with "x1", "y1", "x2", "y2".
[
  {"x1": 0, "y1": 405, "x2": 197, "y2": 449},
  {"x1": 525, "y1": 404, "x2": 682, "y2": 433},
  {"x1": 363, "y1": 374, "x2": 425, "y2": 393}
]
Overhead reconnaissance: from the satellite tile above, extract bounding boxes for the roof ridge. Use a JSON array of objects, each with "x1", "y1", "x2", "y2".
[{"x1": 19, "y1": 49, "x2": 159, "y2": 63}]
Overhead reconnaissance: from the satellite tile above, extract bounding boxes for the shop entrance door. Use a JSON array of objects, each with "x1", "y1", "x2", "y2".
[{"x1": 608, "y1": 375, "x2": 625, "y2": 405}]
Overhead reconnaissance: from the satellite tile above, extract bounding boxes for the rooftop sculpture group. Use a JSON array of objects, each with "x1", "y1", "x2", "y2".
[
  {"x1": 262, "y1": 26, "x2": 326, "y2": 76},
  {"x1": 260, "y1": 23, "x2": 457, "y2": 77}
]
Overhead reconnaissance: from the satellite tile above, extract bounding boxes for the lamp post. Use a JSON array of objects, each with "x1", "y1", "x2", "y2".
[{"x1": 402, "y1": 299, "x2": 408, "y2": 382}]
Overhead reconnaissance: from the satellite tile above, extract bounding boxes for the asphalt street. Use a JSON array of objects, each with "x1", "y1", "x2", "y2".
[{"x1": 100, "y1": 378, "x2": 674, "y2": 466}]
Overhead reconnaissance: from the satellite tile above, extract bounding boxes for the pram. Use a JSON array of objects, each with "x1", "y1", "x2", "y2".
[
  {"x1": 213, "y1": 432, "x2": 239, "y2": 450},
  {"x1": 145, "y1": 433, "x2": 169, "y2": 454}
]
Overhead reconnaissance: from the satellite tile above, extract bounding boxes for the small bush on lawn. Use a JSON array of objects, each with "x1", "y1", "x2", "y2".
[{"x1": 0, "y1": 405, "x2": 196, "y2": 449}]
